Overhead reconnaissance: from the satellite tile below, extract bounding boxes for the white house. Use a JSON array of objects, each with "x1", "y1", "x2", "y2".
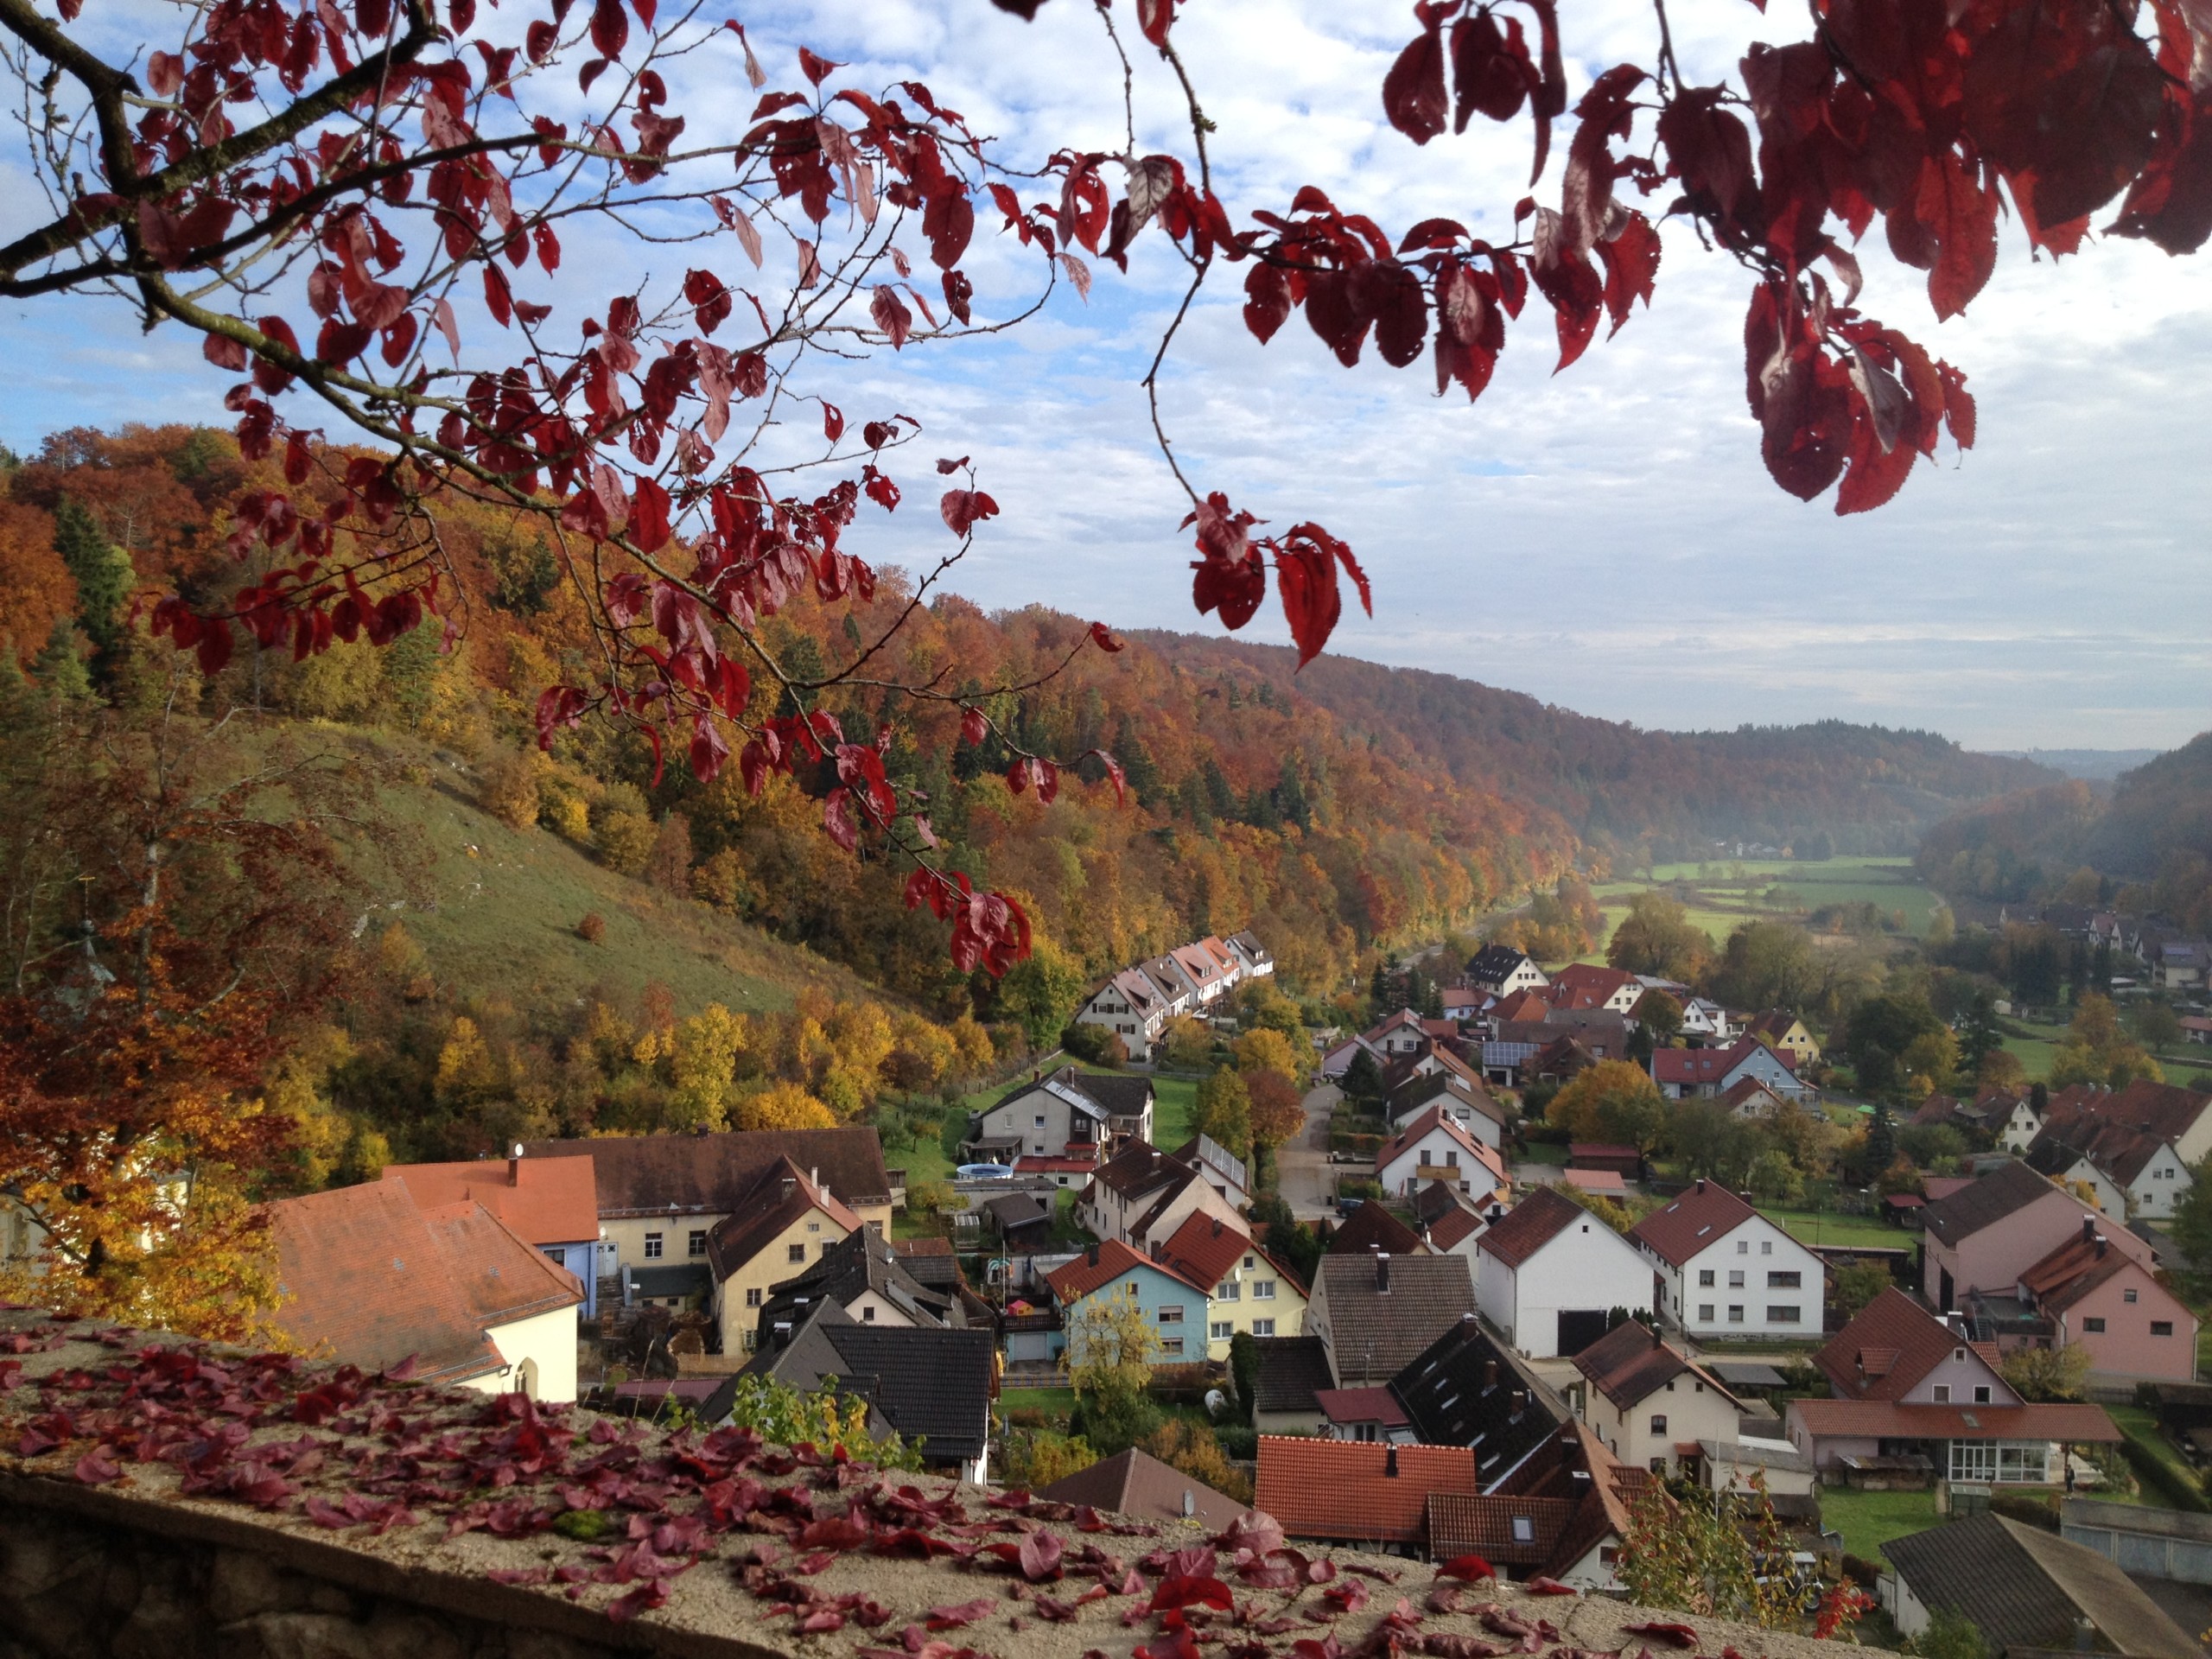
[
  {"x1": 962, "y1": 1065, "x2": 1154, "y2": 1161},
  {"x1": 1073, "y1": 969, "x2": 1175, "y2": 1061},
  {"x1": 1676, "y1": 998, "x2": 1733, "y2": 1041},
  {"x1": 1384, "y1": 1072, "x2": 1509, "y2": 1149},
  {"x1": 2026, "y1": 1119, "x2": 2192, "y2": 1222},
  {"x1": 1628, "y1": 1178, "x2": 1825, "y2": 1343},
  {"x1": 1079, "y1": 1140, "x2": 1243, "y2": 1254},
  {"x1": 1374, "y1": 1103, "x2": 1510, "y2": 1205},
  {"x1": 1474, "y1": 1186, "x2": 1656, "y2": 1359},
  {"x1": 1467, "y1": 945, "x2": 1549, "y2": 997},
  {"x1": 1650, "y1": 1037, "x2": 1813, "y2": 1103},
  {"x1": 1570, "y1": 1319, "x2": 1746, "y2": 1478}
]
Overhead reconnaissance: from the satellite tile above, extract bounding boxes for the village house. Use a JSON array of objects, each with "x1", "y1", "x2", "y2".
[
  {"x1": 1649, "y1": 1037, "x2": 1812, "y2": 1103},
  {"x1": 382, "y1": 1148, "x2": 601, "y2": 1318},
  {"x1": 1306, "y1": 1251, "x2": 1478, "y2": 1386},
  {"x1": 1383, "y1": 1071, "x2": 1510, "y2": 1147},
  {"x1": 1467, "y1": 945, "x2": 1548, "y2": 997},
  {"x1": 1330, "y1": 1199, "x2": 1428, "y2": 1259},
  {"x1": 1457, "y1": 1421, "x2": 1649, "y2": 1590},
  {"x1": 1568, "y1": 1319, "x2": 1745, "y2": 1478},
  {"x1": 2045, "y1": 1078, "x2": 2212, "y2": 1164},
  {"x1": 1045, "y1": 1239, "x2": 1207, "y2": 1364},
  {"x1": 1922, "y1": 1159, "x2": 2157, "y2": 1315},
  {"x1": 269, "y1": 1178, "x2": 585, "y2": 1403},
  {"x1": 1390, "y1": 1313, "x2": 1571, "y2": 1471},
  {"x1": 1156, "y1": 1210, "x2": 1309, "y2": 1360},
  {"x1": 742, "y1": 1300, "x2": 995, "y2": 1484},
  {"x1": 1543, "y1": 963, "x2": 1645, "y2": 1016},
  {"x1": 1077, "y1": 1138, "x2": 1244, "y2": 1252},
  {"x1": 703, "y1": 1159, "x2": 863, "y2": 1355},
  {"x1": 1976, "y1": 1220, "x2": 2200, "y2": 1385},
  {"x1": 1719, "y1": 1076, "x2": 1789, "y2": 1119},
  {"x1": 1789, "y1": 1286, "x2": 2122, "y2": 1484},
  {"x1": 1474, "y1": 1186, "x2": 1656, "y2": 1359},
  {"x1": 1675, "y1": 997, "x2": 1734, "y2": 1042},
  {"x1": 522, "y1": 1126, "x2": 895, "y2": 1273},
  {"x1": 1251, "y1": 1333, "x2": 1338, "y2": 1435},
  {"x1": 1628, "y1": 1178, "x2": 1826, "y2": 1343},
  {"x1": 750, "y1": 1226, "x2": 970, "y2": 1351},
  {"x1": 1039, "y1": 1447, "x2": 1245, "y2": 1529},
  {"x1": 1741, "y1": 1011, "x2": 1821, "y2": 1068},
  {"x1": 2026, "y1": 1117, "x2": 2191, "y2": 1221},
  {"x1": 1374, "y1": 1103, "x2": 1510, "y2": 1204},
  {"x1": 1412, "y1": 1181, "x2": 1489, "y2": 1259},
  {"x1": 960, "y1": 1065, "x2": 1155, "y2": 1163},
  {"x1": 1071, "y1": 968, "x2": 1178, "y2": 1062}
]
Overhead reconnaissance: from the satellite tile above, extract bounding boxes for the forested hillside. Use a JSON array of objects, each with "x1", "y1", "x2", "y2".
[
  {"x1": 1137, "y1": 635, "x2": 2051, "y2": 860},
  {"x1": 1917, "y1": 734, "x2": 2212, "y2": 931}
]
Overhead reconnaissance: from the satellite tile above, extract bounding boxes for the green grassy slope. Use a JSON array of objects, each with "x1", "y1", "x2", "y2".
[{"x1": 353, "y1": 749, "x2": 882, "y2": 1018}]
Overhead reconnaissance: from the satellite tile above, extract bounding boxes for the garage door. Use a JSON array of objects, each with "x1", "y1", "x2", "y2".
[{"x1": 1556, "y1": 1310, "x2": 1609, "y2": 1356}]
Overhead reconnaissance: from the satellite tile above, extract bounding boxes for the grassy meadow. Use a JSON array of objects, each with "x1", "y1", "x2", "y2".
[{"x1": 1586, "y1": 856, "x2": 1945, "y2": 963}]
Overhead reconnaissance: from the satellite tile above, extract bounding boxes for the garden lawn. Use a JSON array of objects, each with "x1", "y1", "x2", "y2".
[
  {"x1": 1816, "y1": 1485, "x2": 1941, "y2": 1566},
  {"x1": 1001, "y1": 1387, "x2": 1077, "y2": 1427},
  {"x1": 1764, "y1": 1209, "x2": 1913, "y2": 1251},
  {"x1": 2107, "y1": 1406, "x2": 2209, "y2": 1510}
]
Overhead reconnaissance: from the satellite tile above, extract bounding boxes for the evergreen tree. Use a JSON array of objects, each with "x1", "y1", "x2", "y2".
[
  {"x1": 1866, "y1": 1103, "x2": 1897, "y2": 1178},
  {"x1": 1114, "y1": 718, "x2": 1160, "y2": 807},
  {"x1": 1277, "y1": 758, "x2": 1312, "y2": 830},
  {"x1": 31, "y1": 618, "x2": 93, "y2": 704},
  {"x1": 1203, "y1": 759, "x2": 1237, "y2": 820},
  {"x1": 51, "y1": 497, "x2": 134, "y2": 675},
  {"x1": 1244, "y1": 785, "x2": 1281, "y2": 830}
]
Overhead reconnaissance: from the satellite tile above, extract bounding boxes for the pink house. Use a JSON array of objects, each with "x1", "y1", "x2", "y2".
[
  {"x1": 1921, "y1": 1160, "x2": 2153, "y2": 1313},
  {"x1": 2016, "y1": 1224, "x2": 2197, "y2": 1383}
]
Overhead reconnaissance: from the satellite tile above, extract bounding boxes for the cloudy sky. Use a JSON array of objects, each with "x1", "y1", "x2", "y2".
[{"x1": 6, "y1": 0, "x2": 2208, "y2": 752}]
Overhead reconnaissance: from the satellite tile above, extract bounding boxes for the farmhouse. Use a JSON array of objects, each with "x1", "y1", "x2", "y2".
[
  {"x1": 1629, "y1": 1177, "x2": 1826, "y2": 1343},
  {"x1": 1374, "y1": 1103, "x2": 1510, "y2": 1204},
  {"x1": 1474, "y1": 1186, "x2": 1654, "y2": 1359}
]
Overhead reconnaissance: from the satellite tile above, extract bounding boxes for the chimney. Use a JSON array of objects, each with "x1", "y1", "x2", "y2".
[
  {"x1": 2082, "y1": 1215, "x2": 2096, "y2": 1244},
  {"x1": 509, "y1": 1142, "x2": 524, "y2": 1185},
  {"x1": 1376, "y1": 1253, "x2": 1391, "y2": 1294},
  {"x1": 1384, "y1": 1446, "x2": 1399, "y2": 1478},
  {"x1": 1695, "y1": 1178, "x2": 1707, "y2": 1194},
  {"x1": 1652, "y1": 1324, "x2": 1664, "y2": 1350},
  {"x1": 1483, "y1": 1360, "x2": 1498, "y2": 1389},
  {"x1": 2095, "y1": 1233, "x2": 2107, "y2": 1256},
  {"x1": 1088, "y1": 1244, "x2": 1100, "y2": 1268},
  {"x1": 1183, "y1": 1490, "x2": 1195, "y2": 1517}
]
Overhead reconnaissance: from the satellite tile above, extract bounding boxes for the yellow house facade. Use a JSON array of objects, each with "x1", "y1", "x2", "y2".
[{"x1": 704, "y1": 1160, "x2": 862, "y2": 1353}]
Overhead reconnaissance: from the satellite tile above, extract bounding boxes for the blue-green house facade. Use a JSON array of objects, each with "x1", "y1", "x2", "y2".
[{"x1": 1043, "y1": 1240, "x2": 1205, "y2": 1364}]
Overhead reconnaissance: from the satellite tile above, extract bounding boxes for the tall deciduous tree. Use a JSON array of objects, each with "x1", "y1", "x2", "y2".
[
  {"x1": 1607, "y1": 893, "x2": 1711, "y2": 982},
  {"x1": 6, "y1": 0, "x2": 2203, "y2": 979}
]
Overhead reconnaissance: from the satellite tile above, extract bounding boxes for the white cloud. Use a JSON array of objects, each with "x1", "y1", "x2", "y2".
[{"x1": 3, "y1": 0, "x2": 2207, "y2": 750}]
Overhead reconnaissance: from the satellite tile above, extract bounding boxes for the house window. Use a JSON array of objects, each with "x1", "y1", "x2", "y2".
[
  {"x1": 741, "y1": 1330, "x2": 759, "y2": 1352},
  {"x1": 807, "y1": 1221, "x2": 821, "y2": 1233},
  {"x1": 2083, "y1": 1317, "x2": 2107, "y2": 1332},
  {"x1": 1728, "y1": 1306, "x2": 1744, "y2": 1323},
  {"x1": 1698, "y1": 1305, "x2": 1714, "y2": 1322},
  {"x1": 1974, "y1": 1386, "x2": 1992, "y2": 1404},
  {"x1": 2154, "y1": 1320, "x2": 2176, "y2": 1337},
  {"x1": 1950, "y1": 1440, "x2": 1996, "y2": 1483},
  {"x1": 1599, "y1": 1548, "x2": 1619, "y2": 1567},
  {"x1": 1244, "y1": 1255, "x2": 1256, "y2": 1269},
  {"x1": 1649, "y1": 1414, "x2": 1668, "y2": 1434},
  {"x1": 788, "y1": 1243, "x2": 806, "y2": 1263},
  {"x1": 1035, "y1": 1115, "x2": 1046, "y2": 1127},
  {"x1": 1253, "y1": 1319, "x2": 1275, "y2": 1337},
  {"x1": 1254, "y1": 1281, "x2": 1276, "y2": 1300},
  {"x1": 644, "y1": 1232, "x2": 664, "y2": 1259},
  {"x1": 2125, "y1": 1288, "x2": 2139, "y2": 1303},
  {"x1": 1760, "y1": 1240, "x2": 1772, "y2": 1255},
  {"x1": 1160, "y1": 1338, "x2": 1185, "y2": 1357},
  {"x1": 1736, "y1": 1240, "x2": 1748, "y2": 1254},
  {"x1": 1211, "y1": 1321, "x2": 1234, "y2": 1341},
  {"x1": 1218, "y1": 1281, "x2": 1241, "y2": 1301},
  {"x1": 1699, "y1": 1269, "x2": 1715, "y2": 1287},
  {"x1": 1767, "y1": 1271, "x2": 1801, "y2": 1288},
  {"x1": 1767, "y1": 1306, "x2": 1801, "y2": 1324},
  {"x1": 1510, "y1": 1516, "x2": 1535, "y2": 1543},
  {"x1": 1728, "y1": 1270, "x2": 1745, "y2": 1288},
  {"x1": 745, "y1": 1287, "x2": 763, "y2": 1307},
  {"x1": 1933, "y1": 1384, "x2": 1951, "y2": 1402},
  {"x1": 1158, "y1": 1305, "x2": 1184, "y2": 1324},
  {"x1": 688, "y1": 1230, "x2": 708, "y2": 1257},
  {"x1": 862, "y1": 1306, "x2": 876, "y2": 1322}
]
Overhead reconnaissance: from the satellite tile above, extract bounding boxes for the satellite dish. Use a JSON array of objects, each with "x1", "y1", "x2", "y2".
[
  {"x1": 512, "y1": 1143, "x2": 525, "y2": 1159},
  {"x1": 1204, "y1": 1389, "x2": 1228, "y2": 1420}
]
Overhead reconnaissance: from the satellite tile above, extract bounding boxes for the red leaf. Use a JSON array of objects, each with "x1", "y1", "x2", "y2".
[
  {"x1": 1137, "y1": 1630, "x2": 1202, "y2": 1659},
  {"x1": 1434, "y1": 1556, "x2": 1496, "y2": 1581},
  {"x1": 939, "y1": 489, "x2": 999, "y2": 537},
  {"x1": 823, "y1": 401, "x2": 845, "y2": 442},
  {"x1": 627, "y1": 478, "x2": 672, "y2": 553},
  {"x1": 871, "y1": 285, "x2": 914, "y2": 349},
  {"x1": 589, "y1": 0, "x2": 628, "y2": 60},
  {"x1": 798, "y1": 46, "x2": 842, "y2": 85},
  {"x1": 1916, "y1": 150, "x2": 1999, "y2": 321},
  {"x1": 1088, "y1": 621, "x2": 1123, "y2": 652},
  {"x1": 607, "y1": 1579, "x2": 669, "y2": 1623},
  {"x1": 1594, "y1": 212, "x2": 1661, "y2": 336},
  {"x1": 925, "y1": 1599, "x2": 996, "y2": 1630},
  {"x1": 1383, "y1": 8, "x2": 1450, "y2": 145},
  {"x1": 1523, "y1": 1576, "x2": 1578, "y2": 1597},
  {"x1": 1018, "y1": 1529, "x2": 1065, "y2": 1581},
  {"x1": 1135, "y1": 0, "x2": 1176, "y2": 49},
  {"x1": 960, "y1": 707, "x2": 988, "y2": 746},
  {"x1": 1243, "y1": 262, "x2": 1293, "y2": 344},
  {"x1": 823, "y1": 787, "x2": 859, "y2": 852},
  {"x1": 1451, "y1": 11, "x2": 1534, "y2": 131},
  {"x1": 202, "y1": 332, "x2": 249, "y2": 372},
  {"x1": 74, "y1": 1450, "x2": 122, "y2": 1485},
  {"x1": 196, "y1": 618, "x2": 234, "y2": 676}
]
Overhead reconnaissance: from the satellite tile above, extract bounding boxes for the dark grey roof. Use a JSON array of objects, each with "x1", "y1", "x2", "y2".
[
  {"x1": 1173, "y1": 1135, "x2": 1249, "y2": 1193},
  {"x1": 1469, "y1": 945, "x2": 1535, "y2": 981},
  {"x1": 1883, "y1": 1514, "x2": 2200, "y2": 1658},
  {"x1": 745, "y1": 1301, "x2": 995, "y2": 1465},
  {"x1": 1038, "y1": 1446, "x2": 1243, "y2": 1528},
  {"x1": 1317, "y1": 1253, "x2": 1478, "y2": 1386},
  {"x1": 992, "y1": 1065, "x2": 1156, "y2": 1123},
  {"x1": 1923, "y1": 1160, "x2": 2066, "y2": 1247},
  {"x1": 1389, "y1": 1313, "x2": 1568, "y2": 1485},
  {"x1": 1706, "y1": 1361, "x2": 1789, "y2": 1390},
  {"x1": 755, "y1": 1227, "x2": 960, "y2": 1343},
  {"x1": 1252, "y1": 1335, "x2": 1333, "y2": 1415},
  {"x1": 524, "y1": 1126, "x2": 892, "y2": 1213},
  {"x1": 982, "y1": 1192, "x2": 1052, "y2": 1230},
  {"x1": 625, "y1": 1262, "x2": 712, "y2": 1300},
  {"x1": 1388, "y1": 1070, "x2": 1506, "y2": 1127},
  {"x1": 1412, "y1": 1179, "x2": 1481, "y2": 1229}
]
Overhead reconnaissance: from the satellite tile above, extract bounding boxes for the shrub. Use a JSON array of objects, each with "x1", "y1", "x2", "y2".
[
  {"x1": 576, "y1": 912, "x2": 606, "y2": 943},
  {"x1": 1840, "y1": 1554, "x2": 1878, "y2": 1589},
  {"x1": 1989, "y1": 1491, "x2": 2058, "y2": 1530},
  {"x1": 594, "y1": 809, "x2": 656, "y2": 875},
  {"x1": 480, "y1": 749, "x2": 542, "y2": 829},
  {"x1": 1007, "y1": 1406, "x2": 1046, "y2": 1429},
  {"x1": 1214, "y1": 1422, "x2": 1257, "y2": 1460}
]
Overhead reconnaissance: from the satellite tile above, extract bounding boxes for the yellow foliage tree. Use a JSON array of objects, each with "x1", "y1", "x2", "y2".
[
  {"x1": 1547, "y1": 1059, "x2": 1667, "y2": 1150},
  {"x1": 736, "y1": 1080, "x2": 836, "y2": 1130},
  {"x1": 1233, "y1": 1027, "x2": 1302, "y2": 1084},
  {"x1": 666, "y1": 1004, "x2": 747, "y2": 1130},
  {"x1": 949, "y1": 1014, "x2": 996, "y2": 1079}
]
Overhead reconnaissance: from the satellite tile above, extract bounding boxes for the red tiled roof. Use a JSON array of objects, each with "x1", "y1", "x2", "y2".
[
  {"x1": 1329, "y1": 1200, "x2": 1427, "y2": 1258},
  {"x1": 1548, "y1": 964, "x2": 1639, "y2": 1007},
  {"x1": 1491, "y1": 989, "x2": 1552, "y2": 1023},
  {"x1": 2019, "y1": 1230, "x2": 2175, "y2": 1315},
  {"x1": 1047, "y1": 1238, "x2": 1164, "y2": 1301},
  {"x1": 1425, "y1": 1493, "x2": 1578, "y2": 1567},
  {"x1": 1425, "y1": 1206, "x2": 1482, "y2": 1250},
  {"x1": 1789, "y1": 1397, "x2": 2120, "y2": 1442},
  {"x1": 1315, "y1": 1386, "x2": 1410, "y2": 1427},
  {"x1": 382, "y1": 1154, "x2": 599, "y2": 1246},
  {"x1": 1565, "y1": 1168, "x2": 1625, "y2": 1193},
  {"x1": 1629, "y1": 1178, "x2": 1762, "y2": 1266},
  {"x1": 1159, "y1": 1211, "x2": 1253, "y2": 1293},
  {"x1": 702, "y1": 1158, "x2": 862, "y2": 1281},
  {"x1": 1568, "y1": 1143, "x2": 1639, "y2": 1160},
  {"x1": 269, "y1": 1179, "x2": 582, "y2": 1385},
  {"x1": 1815, "y1": 1286, "x2": 1982, "y2": 1402},
  {"x1": 1572, "y1": 1319, "x2": 1739, "y2": 1411},
  {"x1": 1721, "y1": 1076, "x2": 1784, "y2": 1110},
  {"x1": 1255, "y1": 1437, "x2": 1477, "y2": 1545},
  {"x1": 1477, "y1": 1185, "x2": 1585, "y2": 1269}
]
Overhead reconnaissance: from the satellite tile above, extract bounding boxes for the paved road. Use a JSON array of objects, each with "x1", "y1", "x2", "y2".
[{"x1": 1276, "y1": 1082, "x2": 1343, "y2": 1222}]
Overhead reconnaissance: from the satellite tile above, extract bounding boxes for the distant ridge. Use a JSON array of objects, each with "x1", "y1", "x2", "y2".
[
  {"x1": 1135, "y1": 632, "x2": 2054, "y2": 858},
  {"x1": 1985, "y1": 748, "x2": 2164, "y2": 782}
]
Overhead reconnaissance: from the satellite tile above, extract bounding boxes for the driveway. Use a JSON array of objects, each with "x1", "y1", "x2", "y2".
[{"x1": 1275, "y1": 1081, "x2": 1343, "y2": 1222}]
